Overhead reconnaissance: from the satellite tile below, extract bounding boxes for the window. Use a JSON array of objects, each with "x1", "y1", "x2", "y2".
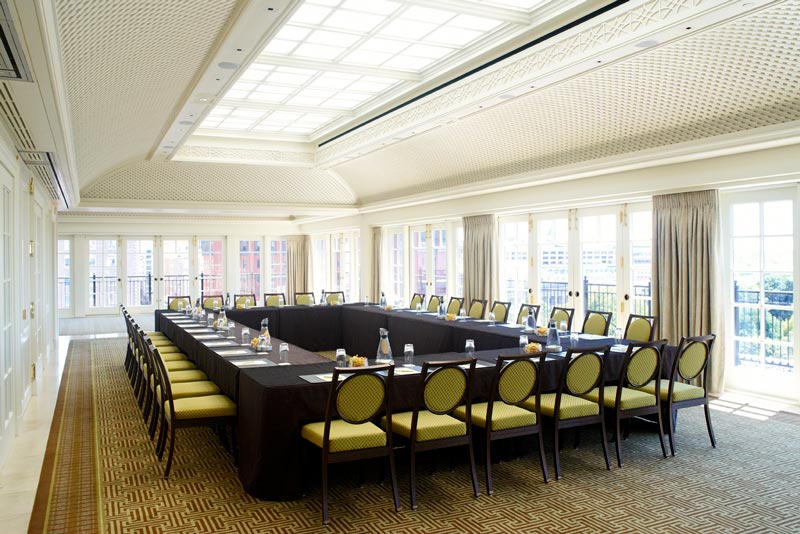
[
  {"x1": 499, "y1": 219, "x2": 528, "y2": 315},
  {"x1": 268, "y1": 239, "x2": 287, "y2": 294},
  {"x1": 313, "y1": 236, "x2": 329, "y2": 296},
  {"x1": 333, "y1": 235, "x2": 352, "y2": 298},
  {"x1": 198, "y1": 239, "x2": 224, "y2": 296},
  {"x1": 537, "y1": 217, "x2": 569, "y2": 322},
  {"x1": 629, "y1": 211, "x2": 652, "y2": 316},
  {"x1": 580, "y1": 213, "x2": 617, "y2": 328},
  {"x1": 57, "y1": 239, "x2": 71, "y2": 309},
  {"x1": 240, "y1": 239, "x2": 262, "y2": 295},
  {"x1": 411, "y1": 228, "x2": 427, "y2": 295},
  {"x1": 388, "y1": 229, "x2": 404, "y2": 303},
  {"x1": 88, "y1": 239, "x2": 118, "y2": 308},
  {"x1": 455, "y1": 225, "x2": 464, "y2": 297},
  {"x1": 126, "y1": 239, "x2": 154, "y2": 307}
]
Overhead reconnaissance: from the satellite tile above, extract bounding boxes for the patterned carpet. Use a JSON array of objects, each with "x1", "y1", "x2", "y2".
[{"x1": 34, "y1": 338, "x2": 800, "y2": 533}]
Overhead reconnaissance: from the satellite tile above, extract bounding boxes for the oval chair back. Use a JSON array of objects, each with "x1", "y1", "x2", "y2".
[
  {"x1": 549, "y1": 307, "x2": 574, "y2": 330},
  {"x1": 167, "y1": 296, "x2": 191, "y2": 311},
  {"x1": 427, "y1": 295, "x2": 442, "y2": 312},
  {"x1": 624, "y1": 314, "x2": 657, "y2": 342},
  {"x1": 582, "y1": 310, "x2": 612, "y2": 336},
  {"x1": 234, "y1": 294, "x2": 256, "y2": 308},
  {"x1": 263, "y1": 293, "x2": 286, "y2": 307},
  {"x1": 467, "y1": 299, "x2": 486, "y2": 319},
  {"x1": 516, "y1": 304, "x2": 540, "y2": 325},
  {"x1": 295, "y1": 292, "x2": 315, "y2": 305},
  {"x1": 202, "y1": 295, "x2": 223, "y2": 310},
  {"x1": 447, "y1": 297, "x2": 464, "y2": 315},
  {"x1": 325, "y1": 291, "x2": 345, "y2": 305},
  {"x1": 409, "y1": 293, "x2": 425, "y2": 310},
  {"x1": 490, "y1": 301, "x2": 510, "y2": 323}
]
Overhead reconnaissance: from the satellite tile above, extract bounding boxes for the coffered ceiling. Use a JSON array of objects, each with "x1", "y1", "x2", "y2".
[{"x1": 47, "y1": 0, "x2": 800, "y2": 220}]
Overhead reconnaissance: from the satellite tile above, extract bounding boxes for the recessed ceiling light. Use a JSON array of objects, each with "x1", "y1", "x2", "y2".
[
  {"x1": 498, "y1": 94, "x2": 515, "y2": 100},
  {"x1": 197, "y1": 97, "x2": 209, "y2": 102},
  {"x1": 218, "y1": 61, "x2": 239, "y2": 70},
  {"x1": 635, "y1": 39, "x2": 659, "y2": 48}
]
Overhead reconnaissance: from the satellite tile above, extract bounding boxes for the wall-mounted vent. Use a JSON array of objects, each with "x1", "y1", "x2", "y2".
[
  {"x1": 0, "y1": 0, "x2": 31, "y2": 81},
  {"x1": 0, "y1": 81, "x2": 34, "y2": 148},
  {"x1": 18, "y1": 150, "x2": 67, "y2": 207}
]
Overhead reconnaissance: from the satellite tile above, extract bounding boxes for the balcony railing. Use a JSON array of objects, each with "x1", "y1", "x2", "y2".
[
  {"x1": 164, "y1": 274, "x2": 191, "y2": 297},
  {"x1": 127, "y1": 274, "x2": 153, "y2": 306},
  {"x1": 89, "y1": 274, "x2": 117, "y2": 308},
  {"x1": 733, "y1": 282, "x2": 794, "y2": 370},
  {"x1": 57, "y1": 277, "x2": 70, "y2": 309},
  {"x1": 539, "y1": 278, "x2": 652, "y2": 325}
]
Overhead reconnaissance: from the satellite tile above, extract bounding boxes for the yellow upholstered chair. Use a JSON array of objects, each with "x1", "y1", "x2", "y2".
[
  {"x1": 525, "y1": 345, "x2": 611, "y2": 479},
  {"x1": 301, "y1": 364, "x2": 400, "y2": 525},
  {"x1": 581, "y1": 310, "x2": 612, "y2": 336},
  {"x1": 584, "y1": 340, "x2": 667, "y2": 466},
  {"x1": 453, "y1": 353, "x2": 549, "y2": 494},
  {"x1": 150, "y1": 341, "x2": 237, "y2": 479},
  {"x1": 167, "y1": 295, "x2": 191, "y2": 311},
  {"x1": 325, "y1": 291, "x2": 345, "y2": 305},
  {"x1": 263, "y1": 293, "x2": 286, "y2": 307},
  {"x1": 549, "y1": 307, "x2": 575, "y2": 331},
  {"x1": 516, "y1": 304, "x2": 540, "y2": 326},
  {"x1": 409, "y1": 293, "x2": 425, "y2": 310},
  {"x1": 637, "y1": 334, "x2": 716, "y2": 456},
  {"x1": 295, "y1": 292, "x2": 315, "y2": 305},
  {"x1": 623, "y1": 314, "x2": 657, "y2": 342},
  {"x1": 385, "y1": 358, "x2": 479, "y2": 509},
  {"x1": 447, "y1": 296, "x2": 464, "y2": 315},
  {"x1": 426, "y1": 295, "x2": 442, "y2": 312},
  {"x1": 201, "y1": 294, "x2": 223, "y2": 310},
  {"x1": 467, "y1": 299, "x2": 487, "y2": 319},
  {"x1": 234, "y1": 294, "x2": 256, "y2": 308},
  {"x1": 489, "y1": 301, "x2": 510, "y2": 323}
]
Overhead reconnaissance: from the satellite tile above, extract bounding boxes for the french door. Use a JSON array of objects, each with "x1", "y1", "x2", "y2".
[
  {"x1": 0, "y1": 166, "x2": 15, "y2": 461},
  {"x1": 410, "y1": 224, "x2": 448, "y2": 302},
  {"x1": 533, "y1": 204, "x2": 652, "y2": 331},
  {"x1": 725, "y1": 187, "x2": 798, "y2": 401},
  {"x1": 87, "y1": 238, "x2": 120, "y2": 314},
  {"x1": 197, "y1": 238, "x2": 225, "y2": 299},
  {"x1": 161, "y1": 238, "x2": 193, "y2": 305}
]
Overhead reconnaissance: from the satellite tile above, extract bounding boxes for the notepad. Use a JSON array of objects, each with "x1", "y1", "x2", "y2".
[
  {"x1": 231, "y1": 358, "x2": 271, "y2": 367},
  {"x1": 193, "y1": 334, "x2": 221, "y2": 340},
  {"x1": 217, "y1": 349, "x2": 254, "y2": 356}
]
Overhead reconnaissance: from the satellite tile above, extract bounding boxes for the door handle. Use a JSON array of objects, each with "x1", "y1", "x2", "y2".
[
  {"x1": 568, "y1": 291, "x2": 573, "y2": 297},
  {"x1": 624, "y1": 294, "x2": 629, "y2": 300},
  {"x1": 575, "y1": 291, "x2": 580, "y2": 297}
]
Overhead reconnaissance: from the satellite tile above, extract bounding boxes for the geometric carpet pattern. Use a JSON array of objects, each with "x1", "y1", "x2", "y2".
[{"x1": 43, "y1": 339, "x2": 800, "y2": 533}]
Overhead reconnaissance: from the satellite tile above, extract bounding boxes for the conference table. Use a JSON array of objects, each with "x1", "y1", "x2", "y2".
[{"x1": 156, "y1": 304, "x2": 668, "y2": 501}]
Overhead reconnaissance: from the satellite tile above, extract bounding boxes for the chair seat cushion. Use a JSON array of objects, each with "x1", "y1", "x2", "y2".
[
  {"x1": 526, "y1": 393, "x2": 599, "y2": 419},
  {"x1": 155, "y1": 344, "x2": 181, "y2": 353},
  {"x1": 583, "y1": 386, "x2": 656, "y2": 411},
  {"x1": 453, "y1": 402, "x2": 535, "y2": 431},
  {"x1": 165, "y1": 360, "x2": 196, "y2": 372},
  {"x1": 385, "y1": 411, "x2": 466, "y2": 442},
  {"x1": 301, "y1": 420, "x2": 387, "y2": 453},
  {"x1": 158, "y1": 381, "x2": 221, "y2": 400},
  {"x1": 638, "y1": 379, "x2": 705, "y2": 402},
  {"x1": 167, "y1": 369, "x2": 208, "y2": 383},
  {"x1": 161, "y1": 352, "x2": 187, "y2": 362},
  {"x1": 166, "y1": 395, "x2": 237, "y2": 420}
]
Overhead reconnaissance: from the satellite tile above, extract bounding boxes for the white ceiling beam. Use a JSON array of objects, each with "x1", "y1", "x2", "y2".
[
  {"x1": 399, "y1": 0, "x2": 531, "y2": 25},
  {"x1": 217, "y1": 97, "x2": 355, "y2": 116},
  {"x1": 255, "y1": 55, "x2": 421, "y2": 81}
]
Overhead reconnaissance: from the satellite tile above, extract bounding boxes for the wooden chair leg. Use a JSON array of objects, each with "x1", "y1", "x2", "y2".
[
  {"x1": 485, "y1": 435, "x2": 493, "y2": 496},
  {"x1": 668, "y1": 405, "x2": 676, "y2": 457},
  {"x1": 704, "y1": 401, "x2": 717, "y2": 448},
  {"x1": 553, "y1": 426, "x2": 562, "y2": 480},
  {"x1": 615, "y1": 415, "x2": 624, "y2": 468},
  {"x1": 164, "y1": 425, "x2": 177, "y2": 479},
  {"x1": 321, "y1": 460, "x2": 330, "y2": 525},
  {"x1": 388, "y1": 451, "x2": 400, "y2": 512},
  {"x1": 656, "y1": 406, "x2": 667, "y2": 459},
  {"x1": 467, "y1": 440, "x2": 480, "y2": 499},
  {"x1": 599, "y1": 418, "x2": 611, "y2": 471},
  {"x1": 537, "y1": 431, "x2": 549, "y2": 483},
  {"x1": 409, "y1": 447, "x2": 418, "y2": 510},
  {"x1": 148, "y1": 403, "x2": 159, "y2": 440}
]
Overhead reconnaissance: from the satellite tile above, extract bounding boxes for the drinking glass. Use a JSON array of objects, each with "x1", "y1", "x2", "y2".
[
  {"x1": 465, "y1": 339, "x2": 475, "y2": 358},
  {"x1": 335, "y1": 348, "x2": 347, "y2": 367},
  {"x1": 460, "y1": 308, "x2": 467, "y2": 320},
  {"x1": 279, "y1": 343, "x2": 289, "y2": 364},
  {"x1": 207, "y1": 314, "x2": 214, "y2": 327},
  {"x1": 519, "y1": 334, "x2": 529, "y2": 354},
  {"x1": 241, "y1": 328, "x2": 250, "y2": 347},
  {"x1": 614, "y1": 327, "x2": 623, "y2": 344},
  {"x1": 177, "y1": 302, "x2": 184, "y2": 312},
  {"x1": 415, "y1": 303, "x2": 422, "y2": 314},
  {"x1": 488, "y1": 312, "x2": 496, "y2": 326},
  {"x1": 227, "y1": 322, "x2": 236, "y2": 338},
  {"x1": 404, "y1": 343, "x2": 414, "y2": 365},
  {"x1": 559, "y1": 320, "x2": 567, "y2": 333},
  {"x1": 570, "y1": 332, "x2": 579, "y2": 347}
]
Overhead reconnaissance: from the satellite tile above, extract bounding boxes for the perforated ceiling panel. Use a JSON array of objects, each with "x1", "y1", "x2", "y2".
[
  {"x1": 82, "y1": 161, "x2": 356, "y2": 205},
  {"x1": 333, "y1": 1, "x2": 800, "y2": 203},
  {"x1": 55, "y1": 0, "x2": 239, "y2": 188}
]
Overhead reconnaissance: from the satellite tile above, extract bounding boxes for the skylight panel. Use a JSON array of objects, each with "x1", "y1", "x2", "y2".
[
  {"x1": 403, "y1": 43, "x2": 453, "y2": 59},
  {"x1": 224, "y1": 89, "x2": 250, "y2": 99},
  {"x1": 268, "y1": 71, "x2": 315, "y2": 85},
  {"x1": 333, "y1": 91, "x2": 371, "y2": 103},
  {"x1": 306, "y1": 29, "x2": 362, "y2": 48},
  {"x1": 247, "y1": 92, "x2": 291, "y2": 103},
  {"x1": 240, "y1": 64, "x2": 273, "y2": 82},
  {"x1": 323, "y1": 10, "x2": 386, "y2": 32},
  {"x1": 283, "y1": 126, "x2": 315, "y2": 134},
  {"x1": 383, "y1": 55, "x2": 435, "y2": 71},
  {"x1": 342, "y1": 49, "x2": 393, "y2": 66},
  {"x1": 485, "y1": 0, "x2": 545, "y2": 9},
  {"x1": 208, "y1": 107, "x2": 233, "y2": 116},
  {"x1": 323, "y1": 98, "x2": 364, "y2": 109},
  {"x1": 306, "y1": 0, "x2": 339, "y2": 5},
  {"x1": 347, "y1": 80, "x2": 394, "y2": 92},
  {"x1": 450, "y1": 14, "x2": 503, "y2": 32},
  {"x1": 254, "y1": 84, "x2": 296, "y2": 96},
  {"x1": 301, "y1": 113, "x2": 335, "y2": 123},
  {"x1": 232, "y1": 82, "x2": 257, "y2": 91},
  {"x1": 424, "y1": 26, "x2": 483, "y2": 46},
  {"x1": 288, "y1": 95, "x2": 328, "y2": 106},
  {"x1": 231, "y1": 109, "x2": 264, "y2": 118},
  {"x1": 219, "y1": 118, "x2": 256, "y2": 129},
  {"x1": 251, "y1": 124, "x2": 284, "y2": 132},
  {"x1": 268, "y1": 111, "x2": 304, "y2": 121},
  {"x1": 294, "y1": 43, "x2": 346, "y2": 61},
  {"x1": 308, "y1": 73, "x2": 360, "y2": 90},
  {"x1": 263, "y1": 39, "x2": 298, "y2": 55},
  {"x1": 341, "y1": 0, "x2": 400, "y2": 16},
  {"x1": 274, "y1": 25, "x2": 311, "y2": 41},
  {"x1": 200, "y1": 118, "x2": 222, "y2": 128},
  {"x1": 289, "y1": 4, "x2": 333, "y2": 24},
  {"x1": 402, "y1": 5, "x2": 455, "y2": 24},
  {"x1": 295, "y1": 88, "x2": 337, "y2": 99},
  {"x1": 379, "y1": 19, "x2": 437, "y2": 40},
  {"x1": 358, "y1": 37, "x2": 408, "y2": 54}
]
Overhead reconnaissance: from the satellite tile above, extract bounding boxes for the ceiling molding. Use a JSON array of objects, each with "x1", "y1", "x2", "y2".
[
  {"x1": 315, "y1": 0, "x2": 742, "y2": 166},
  {"x1": 174, "y1": 144, "x2": 315, "y2": 166}
]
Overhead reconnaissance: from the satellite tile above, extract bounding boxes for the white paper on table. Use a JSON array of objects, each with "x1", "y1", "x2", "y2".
[
  {"x1": 204, "y1": 340, "x2": 236, "y2": 347},
  {"x1": 579, "y1": 333, "x2": 608, "y2": 340},
  {"x1": 316, "y1": 373, "x2": 353, "y2": 382},
  {"x1": 499, "y1": 323, "x2": 523, "y2": 329},
  {"x1": 232, "y1": 358, "x2": 271, "y2": 367},
  {"x1": 610, "y1": 344, "x2": 628, "y2": 353},
  {"x1": 218, "y1": 349, "x2": 254, "y2": 356},
  {"x1": 194, "y1": 334, "x2": 221, "y2": 340}
]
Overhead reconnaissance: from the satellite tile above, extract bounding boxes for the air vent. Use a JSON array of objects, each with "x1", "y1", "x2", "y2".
[
  {"x1": 0, "y1": 0, "x2": 32, "y2": 81},
  {"x1": 18, "y1": 150, "x2": 67, "y2": 207}
]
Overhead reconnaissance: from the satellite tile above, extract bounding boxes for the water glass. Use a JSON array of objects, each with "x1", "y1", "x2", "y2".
[
  {"x1": 207, "y1": 314, "x2": 214, "y2": 327},
  {"x1": 279, "y1": 343, "x2": 289, "y2": 364},
  {"x1": 614, "y1": 327, "x2": 623, "y2": 344},
  {"x1": 415, "y1": 303, "x2": 422, "y2": 314},
  {"x1": 177, "y1": 302, "x2": 184, "y2": 312},
  {"x1": 335, "y1": 348, "x2": 347, "y2": 367},
  {"x1": 519, "y1": 334, "x2": 529, "y2": 354},
  {"x1": 559, "y1": 320, "x2": 567, "y2": 333},
  {"x1": 465, "y1": 339, "x2": 475, "y2": 358},
  {"x1": 241, "y1": 328, "x2": 250, "y2": 347},
  {"x1": 227, "y1": 322, "x2": 236, "y2": 338},
  {"x1": 403, "y1": 343, "x2": 414, "y2": 365},
  {"x1": 570, "y1": 332, "x2": 579, "y2": 347},
  {"x1": 460, "y1": 308, "x2": 467, "y2": 320},
  {"x1": 488, "y1": 312, "x2": 496, "y2": 326}
]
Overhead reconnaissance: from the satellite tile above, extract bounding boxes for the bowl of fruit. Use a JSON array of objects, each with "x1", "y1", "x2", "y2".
[{"x1": 349, "y1": 355, "x2": 367, "y2": 367}]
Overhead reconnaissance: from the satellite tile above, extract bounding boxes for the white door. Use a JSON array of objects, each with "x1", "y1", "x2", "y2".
[
  {"x1": 87, "y1": 238, "x2": 120, "y2": 314},
  {"x1": 577, "y1": 208, "x2": 620, "y2": 329},
  {"x1": 197, "y1": 238, "x2": 225, "y2": 301},
  {"x1": 0, "y1": 167, "x2": 15, "y2": 461},
  {"x1": 534, "y1": 211, "x2": 575, "y2": 323},
  {"x1": 410, "y1": 225, "x2": 448, "y2": 303},
  {"x1": 160, "y1": 237, "x2": 193, "y2": 306},
  {"x1": 30, "y1": 201, "x2": 44, "y2": 376},
  {"x1": 123, "y1": 237, "x2": 156, "y2": 313},
  {"x1": 57, "y1": 238, "x2": 73, "y2": 316}
]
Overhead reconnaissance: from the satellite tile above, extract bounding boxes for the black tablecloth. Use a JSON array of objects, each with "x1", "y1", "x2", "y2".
[{"x1": 225, "y1": 306, "x2": 281, "y2": 333}]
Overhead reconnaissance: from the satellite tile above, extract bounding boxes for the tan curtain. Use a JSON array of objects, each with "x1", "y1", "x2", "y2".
[
  {"x1": 286, "y1": 235, "x2": 309, "y2": 303},
  {"x1": 371, "y1": 226, "x2": 382, "y2": 303},
  {"x1": 463, "y1": 214, "x2": 498, "y2": 310},
  {"x1": 652, "y1": 190, "x2": 724, "y2": 394}
]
